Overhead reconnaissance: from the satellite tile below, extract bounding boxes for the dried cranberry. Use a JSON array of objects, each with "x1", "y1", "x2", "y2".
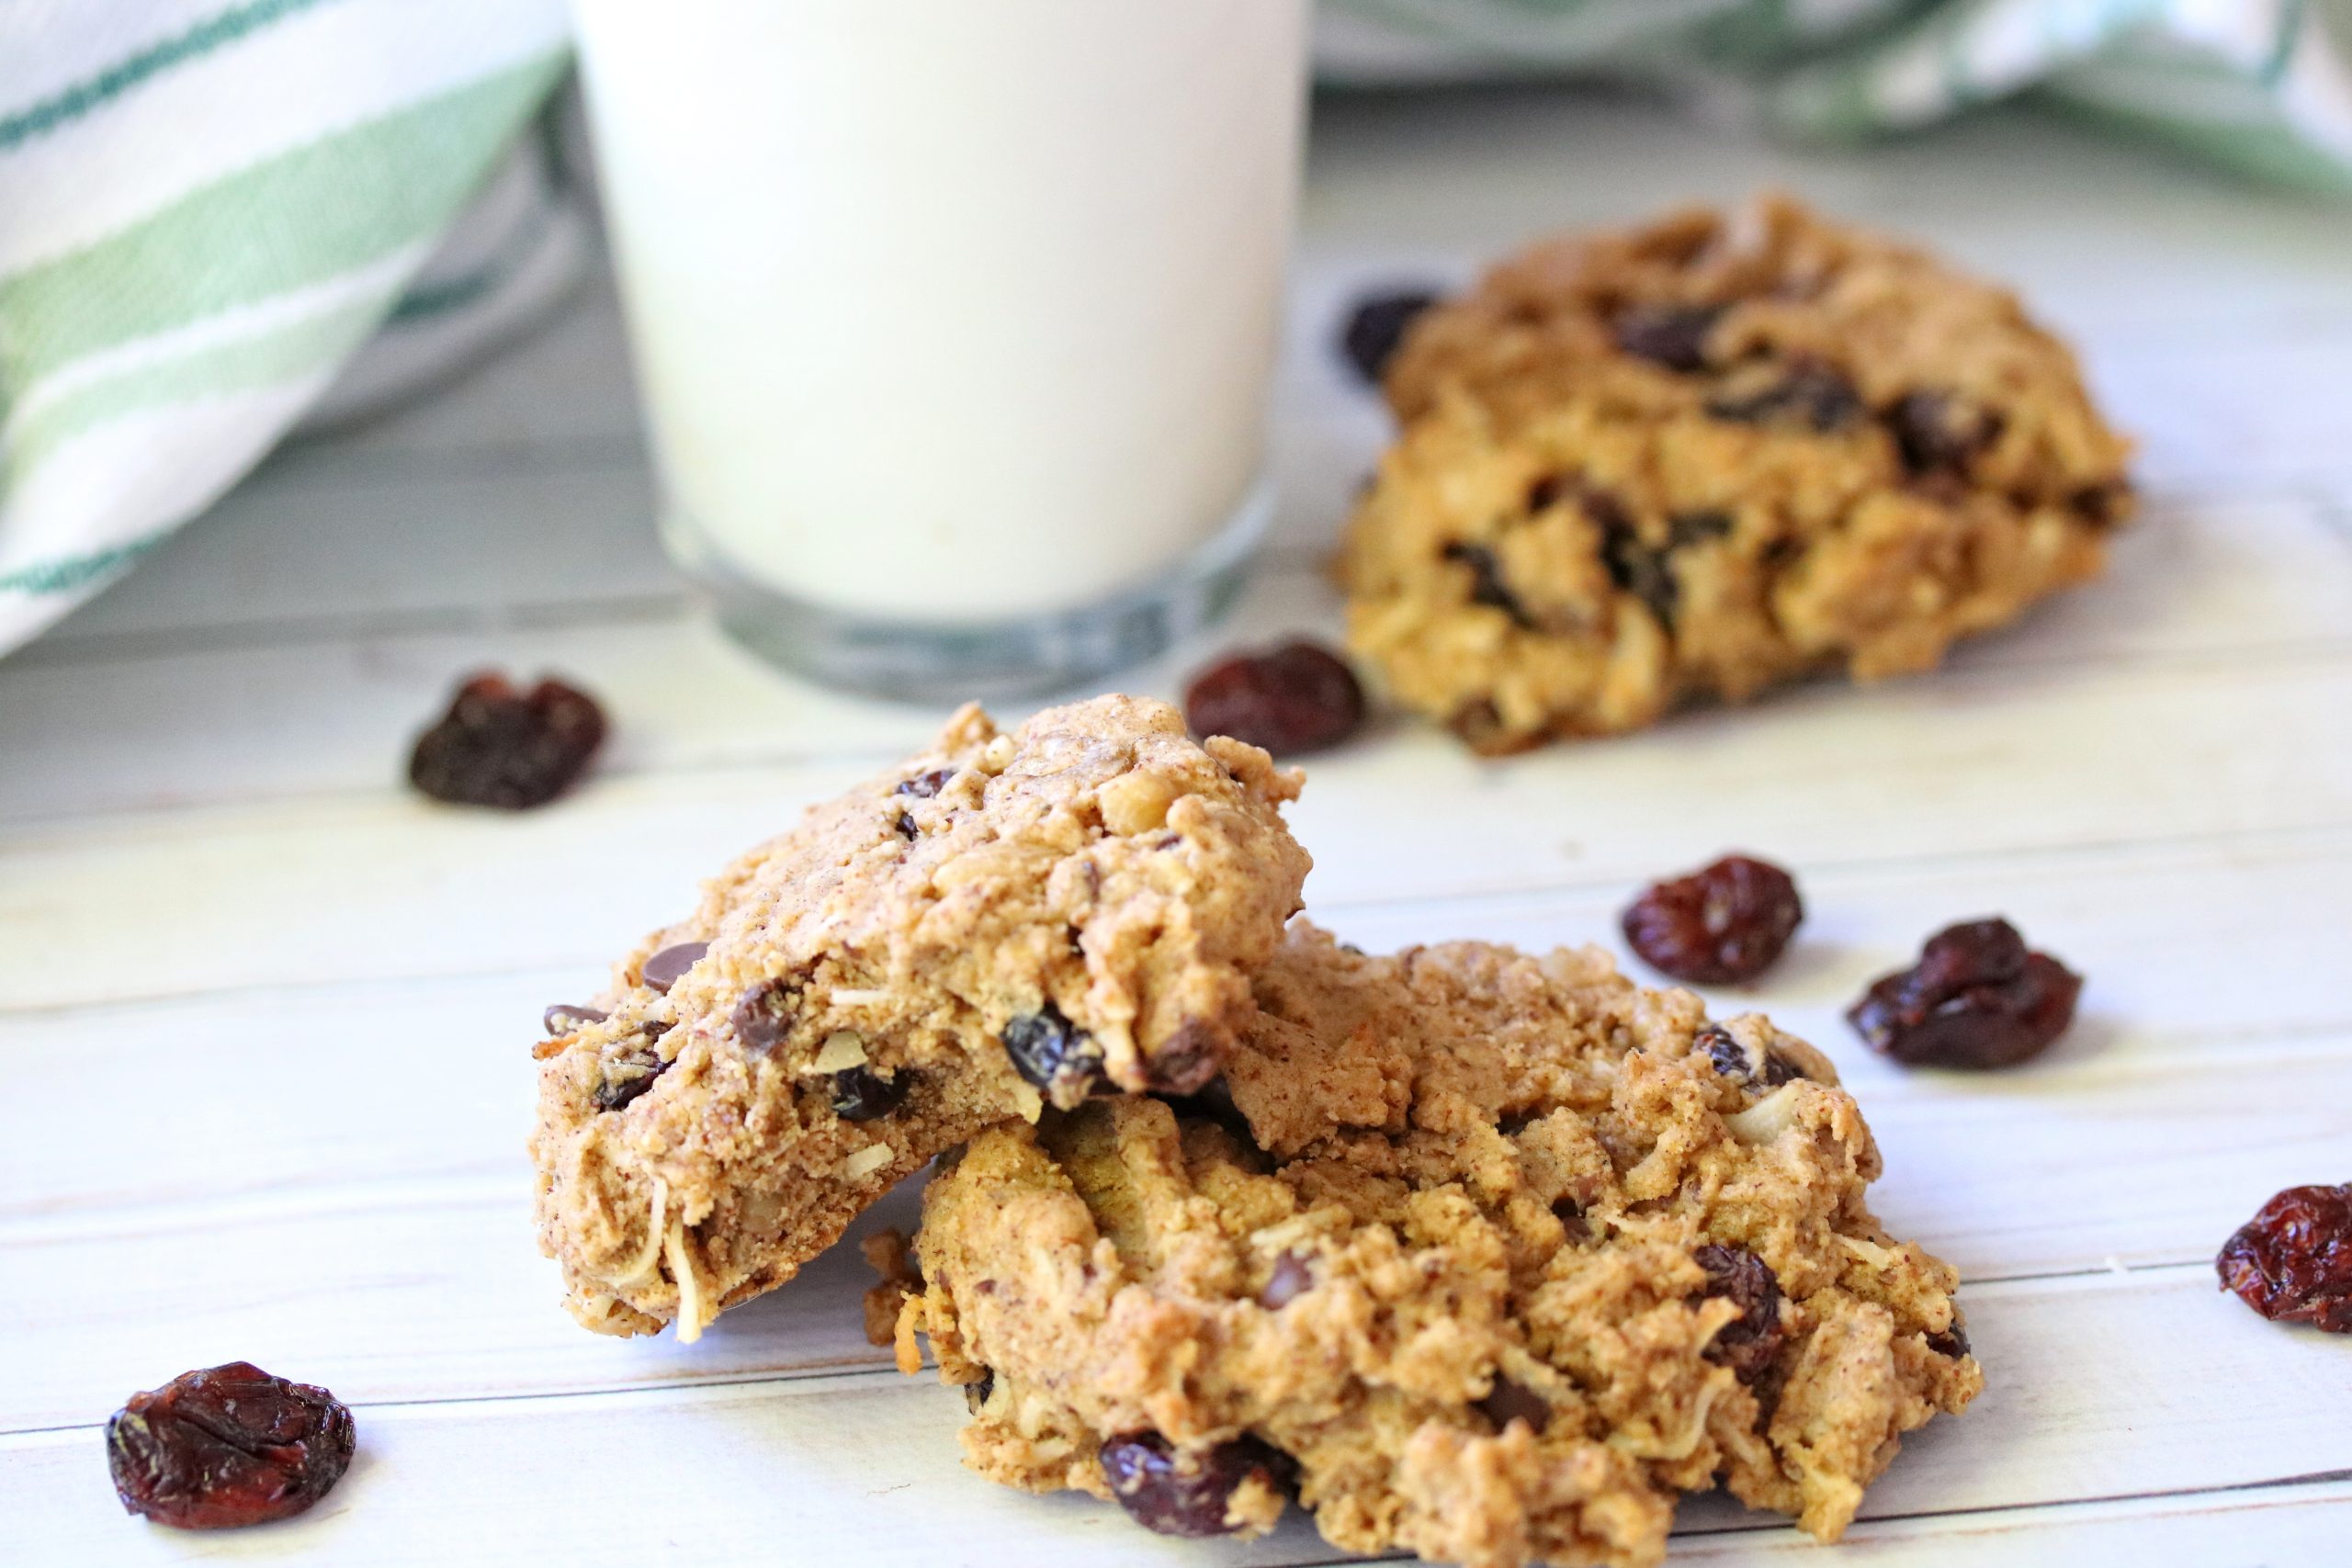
[
  {"x1": 831, "y1": 1066, "x2": 910, "y2": 1122},
  {"x1": 542, "y1": 1003, "x2": 606, "y2": 1036},
  {"x1": 1001, "y1": 1003, "x2": 1105, "y2": 1106},
  {"x1": 407, "y1": 672, "x2": 605, "y2": 809},
  {"x1": 1693, "y1": 1245, "x2": 1784, "y2": 1381},
  {"x1": 1707, "y1": 362, "x2": 1862, "y2": 432},
  {"x1": 1182, "y1": 640, "x2": 1365, "y2": 758},
  {"x1": 1442, "y1": 541, "x2": 1532, "y2": 626},
  {"x1": 2217, "y1": 1184, "x2": 2352, "y2": 1333},
  {"x1": 1849, "y1": 919, "x2": 2081, "y2": 1068},
  {"x1": 1614, "y1": 303, "x2": 1724, "y2": 372},
  {"x1": 1259, "y1": 1250, "x2": 1315, "y2": 1309},
  {"x1": 1339, "y1": 288, "x2": 1442, "y2": 383},
  {"x1": 106, "y1": 1362, "x2": 354, "y2": 1529},
  {"x1": 1099, "y1": 1432, "x2": 1289, "y2": 1537},
  {"x1": 1475, "y1": 1376, "x2": 1552, "y2": 1434},
  {"x1": 1623, "y1": 856, "x2": 1804, "y2": 985},
  {"x1": 639, "y1": 942, "x2": 707, "y2": 994},
  {"x1": 1887, "y1": 391, "x2": 2001, "y2": 478}
]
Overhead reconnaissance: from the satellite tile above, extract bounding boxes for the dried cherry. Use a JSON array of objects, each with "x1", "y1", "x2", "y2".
[
  {"x1": 107, "y1": 1362, "x2": 354, "y2": 1529},
  {"x1": 1849, "y1": 919, "x2": 2081, "y2": 1068},
  {"x1": 1183, "y1": 640, "x2": 1365, "y2": 758},
  {"x1": 1340, "y1": 288, "x2": 1442, "y2": 383},
  {"x1": 1623, "y1": 855, "x2": 1804, "y2": 985},
  {"x1": 2217, "y1": 1183, "x2": 2352, "y2": 1333},
  {"x1": 1693, "y1": 1244, "x2": 1784, "y2": 1381},
  {"x1": 407, "y1": 672, "x2": 605, "y2": 809}
]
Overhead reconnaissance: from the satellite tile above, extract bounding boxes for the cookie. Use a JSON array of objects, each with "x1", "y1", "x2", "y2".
[
  {"x1": 530, "y1": 695, "x2": 1309, "y2": 1338},
  {"x1": 1340, "y1": 194, "x2": 2134, "y2": 752},
  {"x1": 888, "y1": 923, "x2": 1979, "y2": 1566}
]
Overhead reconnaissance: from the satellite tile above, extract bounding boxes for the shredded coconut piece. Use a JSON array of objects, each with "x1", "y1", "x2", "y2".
[
  {"x1": 842, "y1": 1144, "x2": 896, "y2": 1179},
  {"x1": 665, "y1": 1217, "x2": 706, "y2": 1343},
  {"x1": 1725, "y1": 1084, "x2": 1803, "y2": 1145},
  {"x1": 609, "y1": 1179, "x2": 670, "y2": 1285},
  {"x1": 827, "y1": 989, "x2": 889, "y2": 1008},
  {"x1": 812, "y1": 1030, "x2": 869, "y2": 1072}
]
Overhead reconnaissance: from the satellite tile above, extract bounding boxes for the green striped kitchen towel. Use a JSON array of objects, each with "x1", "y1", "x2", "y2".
[
  {"x1": 0, "y1": 0, "x2": 576, "y2": 654},
  {"x1": 4, "y1": 0, "x2": 2349, "y2": 656}
]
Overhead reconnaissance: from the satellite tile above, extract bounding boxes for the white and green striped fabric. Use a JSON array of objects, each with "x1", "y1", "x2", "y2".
[
  {"x1": 4, "y1": 0, "x2": 2349, "y2": 655},
  {"x1": 0, "y1": 0, "x2": 575, "y2": 653}
]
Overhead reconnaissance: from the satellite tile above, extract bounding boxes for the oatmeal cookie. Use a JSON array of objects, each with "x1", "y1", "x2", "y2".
[
  {"x1": 891, "y1": 923, "x2": 1979, "y2": 1567},
  {"x1": 1340, "y1": 194, "x2": 2134, "y2": 751},
  {"x1": 530, "y1": 695, "x2": 1308, "y2": 1337}
]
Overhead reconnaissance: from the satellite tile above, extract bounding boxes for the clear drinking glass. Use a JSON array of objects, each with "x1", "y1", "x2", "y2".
[{"x1": 571, "y1": 0, "x2": 1311, "y2": 697}]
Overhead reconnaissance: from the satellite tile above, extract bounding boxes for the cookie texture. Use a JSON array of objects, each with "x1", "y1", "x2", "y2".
[
  {"x1": 1340, "y1": 194, "x2": 2134, "y2": 752},
  {"x1": 530, "y1": 695, "x2": 1308, "y2": 1337},
  {"x1": 890, "y1": 923, "x2": 1979, "y2": 1567}
]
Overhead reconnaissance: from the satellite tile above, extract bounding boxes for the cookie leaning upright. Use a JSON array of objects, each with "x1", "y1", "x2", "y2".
[
  {"x1": 530, "y1": 695, "x2": 1309, "y2": 1338},
  {"x1": 1340, "y1": 194, "x2": 2134, "y2": 752},
  {"x1": 892, "y1": 923, "x2": 1979, "y2": 1568}
]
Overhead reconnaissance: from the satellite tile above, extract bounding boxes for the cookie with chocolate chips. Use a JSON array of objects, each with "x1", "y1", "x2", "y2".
[
  {"x1": 529, "y1": 695, "x2": 1309, "y2": 1338},
  {"x1": 1340, "y1": 194, "x2": 2135, "y2": 751},
  {"x1": 888, "y1": 923, "x2": 1979, "y2": 1566}
]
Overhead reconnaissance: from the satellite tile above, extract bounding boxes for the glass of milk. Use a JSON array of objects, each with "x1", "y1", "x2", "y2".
[{"x1": 571, "y1": 0, "x2": 1311, "y2": 696}]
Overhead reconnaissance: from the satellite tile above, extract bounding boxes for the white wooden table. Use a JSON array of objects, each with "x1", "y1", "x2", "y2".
[{"x1": 5, "y1": 87, "x2": 2350, "y2": 1566}]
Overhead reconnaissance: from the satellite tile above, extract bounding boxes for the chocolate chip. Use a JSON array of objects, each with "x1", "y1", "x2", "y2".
[
  {"x1": 593, "y1": 1045, "x2": 668, "y2": 1111},
  {"x1": 2071, "y1": 481, "x2": 2132, "y2": 526},
  {"x1": 1600, "y1": 515, "x2": 1679, "y2": 626},
  {"x1": 1476, "y1": 1376, "x2": 1552, "y2": 1435},
  {"x1": 1708, "y1": 361, "x2": 1862, "y2": 433},
  {"x1": 897, "y1": 769, "x2": 955, "y2": 799},
  {"x1": 894, "y1": 810, "x2": 916, "y2": 839},
  {"x1": 1694, "y1": 1244, "x2": 1784, "y2": 1382},
  {"x1": 542, "y1": 1003, "x2": 606, "y2": 1036},
  {"x1": 640, "y1": 942, "x2": 707, "y2": 994},
  {"x1": 1442, "y1": 541, "x2": 1532, "y2": 626},
  {"x1": 1259, "y1": 1251, "x2": 1315, "y2": 1310},
  {"x1": 1888, "y1": 391, "x2": 2001, "y2": 477},
  {"x1": 1760, "y1": 1052, "x2": 1805, "y2": 1087},
  {"x1": 1340, "y1": 288, "x2": 1442, "y2": 383},
  {"x1": 1614, "y1": 303, "x2": 1724, "y2": 372},
  {"x1": 1099, "y1": 1433, "x2": 1290, "y2": 1538},
  {"x1": 1926, "y1": 1325, "x2": 1972, "y2": 1359},
  {"x1": 728, "y1": 980, "x2": 797, "y2": 1053},
  {"x1": 831, "y1": 1066, "x2": 910, "y2": 1122},
  {"x1": 1001, "y1": 1003, "x2": 1105, "y2": 1106},
  {"x1": 964, "y1": 1370, "x2": 994, "y2": 1414},
  {"x1": 1526, "y1": 473, "x2": 1568, "y2": 513}
]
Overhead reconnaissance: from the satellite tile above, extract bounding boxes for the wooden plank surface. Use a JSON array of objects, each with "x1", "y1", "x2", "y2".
[{"x1": 4, "y1": 86, "x2": 2349, "y2": 1567}]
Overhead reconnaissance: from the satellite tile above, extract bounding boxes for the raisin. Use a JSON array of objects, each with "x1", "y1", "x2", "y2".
[
  {"x1": 1442, "y1": 541, "x2": 1532, "y2": 626},
  {"x1": 1475, "y1": 1376, "x2": 1552, "y2": 1435},
  {"x1": 1001, "y1": 1003, "x2": 1106, "y2": 1106},
  {"x1": 730, "y1": 980, "x2": 797, "y2": 1052},
  {"x1": 1707, "y1": 361, "x2": 1862, "y2": 432},
  {"x1": 1695, "y1": 1022, "x2": 1807, "y2": 1089},
  {"x1": 593, "y1": 1044, "x2": 668, "y2": 1111},
  {"x1": 542, "y1": 1003, "x2": 606, "y2": 1036},
  {"x1": 1623, "y1": 855, "x2": 1804, "y2": 985},
  {"x1": 2217, "y1": 1183, "x2": 2352, "y2": 1333},
  {"x1": 1259, "y1": 1250, "x2": 1315, "y2": 1309},
  {"x1": 1887, "y1": 391, "x2": 2002, "y2": 477},
  {"x1": 964, "y1": 1370, "x2": 995, "y2": 1414},
  {"x1": 831, "y1": 1066, "x2": 910, "y2": 1122},
  {"x1": 896, "y1": 769, "x2": 955, "y2": 799},
  {"x1": 639, "y1": 942, "x2": 707, "y2": 994},
  {"x1": 106, "y1": 1362, "x2": 355, "y2": 1530},
  {"x1": 1693, "y1": 1244, "x2": 1784, "y2": 1381},
  {"x1": 1339, "y1": 288, "x2": 1442, "y2": 383},
  {"x1": 1099, "y1": 1433, "x2": 1290, "y2": 1538},
  {"x1": 1182, "y1": 640, "x2": 1365, "y2": 758},
  {"x1": 407, "y1": 672, "x2": 605, "y2": 809},
  {"x1": 1147, "y1": 1020, "x2": 1224, "y2": 1097},
  {"x1": 1849, "y1": 919, "x2": 2081, "y2": 1068},
  {"x1": 1613, "y1": 303, "x2": 1724, "y2": 372}
]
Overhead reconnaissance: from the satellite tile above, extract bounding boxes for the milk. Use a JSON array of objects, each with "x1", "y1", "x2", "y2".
[{"x1": 572, "y1": 0, "x2": 1309, "y2": 644}]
